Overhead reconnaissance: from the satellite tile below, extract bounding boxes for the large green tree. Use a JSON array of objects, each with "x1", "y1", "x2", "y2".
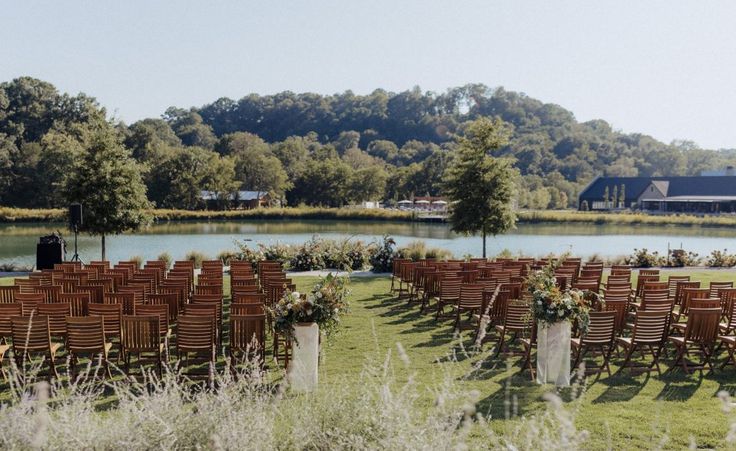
[
  {"x1": 443, "y1": 117, "x2": 516, "y2": 258},
  {"x1": 65, "y1": 123, "x2": 151, "y2": 260}
]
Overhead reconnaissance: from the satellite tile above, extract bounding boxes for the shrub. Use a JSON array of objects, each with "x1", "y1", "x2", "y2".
[
  {"x1": 398, "y1": 240, "x2": 427, "y2": 261},
  {"x1": 156, "y1": 252, "x2": 172, "y2": 269},
  {"x1": 290, "y1": 236, "x2": 326, "y2": 271},
  {"x1": 0, "y1": 262, "x2": 31, "y2": 272},
  {"x1": 624, "y1": 248, "x2": 664, "y2": 268},
  {"x1": 426, "y1": 247, "x2": 454, "y2": 261},
  {"x1": 233, "y1": 240, "x2": 266, "y2": 269},
  {"x1": 495, "y1": 248, "x2": 514, "y2": 259},
  {"x1": 668, "y1": 248, "x2": 700, "y2": 267},
  {"x1": 259, "y1": 242, "x2": 294, "y2": 266},
  {"x1": 185, "y1": 250, "x2": 208, "y2": 269},
  {"x1": 217, "y1": 250, "x2": 239, "y2": 266},
  {"x1": 706, "y1": 249, "x2": 736, "y2": 267},
  {"x1": 369, "y1": 235, "x2": 397, "y2": 273},
  {"x1": 128, "y1": 255, "x2": 144, "y2": 269}
]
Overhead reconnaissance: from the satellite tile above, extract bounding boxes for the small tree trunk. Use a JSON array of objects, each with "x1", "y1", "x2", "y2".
[
  {"x1": 101, "y1": 235, "x2": 106, "y2": 261},
  {"x1": 482, "y1": 229, "x2": 487, "y2": 259}
]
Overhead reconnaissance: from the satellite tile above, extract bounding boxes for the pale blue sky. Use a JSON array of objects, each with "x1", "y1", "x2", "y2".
[{"x1": 2, "y1": 1, "x2": 735, "y2": 149}]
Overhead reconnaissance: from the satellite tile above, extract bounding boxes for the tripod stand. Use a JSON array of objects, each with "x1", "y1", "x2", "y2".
[{"x1": 70, "y1": 223, "x2": 83, "y2": 263}]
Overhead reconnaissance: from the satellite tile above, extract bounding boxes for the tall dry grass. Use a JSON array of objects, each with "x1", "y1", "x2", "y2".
[{"x1": 0, "y1": 348, "x2": 593, "y2": 450}]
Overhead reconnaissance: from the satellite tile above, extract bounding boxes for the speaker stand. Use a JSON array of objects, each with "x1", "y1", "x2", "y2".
[{"x1": 70, "y1": 224, "x2": 83, "y2": 263}]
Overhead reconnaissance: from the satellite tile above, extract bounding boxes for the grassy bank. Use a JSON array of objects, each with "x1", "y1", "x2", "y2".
[
  {"x1": 5, "y1": 206, "x2": 736, "y2": 228},
  {"x1": 0, "y1": 206, "x2": 415, "y2": 223},
  {"x1": 517, "y1": 209, "x2": 736, "y2": 227}
]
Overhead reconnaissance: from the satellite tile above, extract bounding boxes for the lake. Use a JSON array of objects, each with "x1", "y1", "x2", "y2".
[{"x1": 1, "y1": 219, "x2": 736, "y2": 266}]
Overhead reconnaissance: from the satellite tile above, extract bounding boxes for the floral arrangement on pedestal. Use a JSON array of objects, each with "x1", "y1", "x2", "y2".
[
  {"x1": 270, "y1": 273, "x2": 350, "y2": 340},
  {"x1": 527, "y1": 266, "x2": 600, "y2": 334}
]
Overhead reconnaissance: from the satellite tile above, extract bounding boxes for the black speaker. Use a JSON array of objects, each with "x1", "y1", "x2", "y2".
[
  {"x1": 37, "y1": 235, "x2": 65, "y2": 270},
  {"x1": 69, "y1": 203, "x2": 83, "y2": 228}
]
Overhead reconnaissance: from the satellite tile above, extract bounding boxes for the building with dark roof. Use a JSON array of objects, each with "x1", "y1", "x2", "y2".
[
  {"x1": 578, "y1": 174, "x2": 736, "y2": 213},
  {"x1": 200, "y1": 190, "x2": 273, "y2": 209}
]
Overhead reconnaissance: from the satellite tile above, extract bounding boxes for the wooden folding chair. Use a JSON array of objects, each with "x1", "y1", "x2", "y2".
[
  {"x1": 66, "y1": 316, "x2": 113, "y2": 379},
  {"x1": 669, "y1": 307, "x2": 721, "y2": 374},
  {"x1": 176, "y1": 315, "x2": 217, "y2": 380},
  {"x1": 230, "y1": 314, "x2": 266, "y2": 371},
  {"x1": 88, "y1": 303, "x2": 123, "y2": 361},
  {"x1": 11, "y1": 315, "x2": 62, "y2": 379},
  {"x1": 616, "y1": 310, "x2": 669, "y2": 376},
  {"x1": 571, "y1": 311, "x2": 616, "y2": 377},
  {"x1": 494, "y1": 300, "x2": 532, "y2": 356},
  {"x1": 121, "y1": 315, "x2": 164, "y2": 376}
]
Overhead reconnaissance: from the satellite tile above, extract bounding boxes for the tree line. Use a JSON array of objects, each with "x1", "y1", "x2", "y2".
[{"x1": 2, "y1": 76, "x2": 735, "y2": 211}]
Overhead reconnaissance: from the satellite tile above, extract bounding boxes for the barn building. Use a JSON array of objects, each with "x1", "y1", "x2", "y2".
[{"x1": 578, "y1": 174, "x2": 736, "y2": 213}]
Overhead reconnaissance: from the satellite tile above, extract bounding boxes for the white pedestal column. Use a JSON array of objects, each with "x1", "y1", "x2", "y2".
[
  {"x1": 536, "y1": 321, "x2": 572, "y2": 387},
  {"x1": 288, "y1": 322, "x2": 319, "y2": 392}
]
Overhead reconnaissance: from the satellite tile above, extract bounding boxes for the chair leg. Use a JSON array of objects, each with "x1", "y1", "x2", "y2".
[
  {"x1": 601, "y1": 344, "x2": 614, "y2": 377},
  {"x1": 617, "y1": 345, "x2": 635, "y2": 375},
  {"x1": 572, "y1": 345, "x2": 582, "y2": 371},
  {"x1": 47, "y1": 353, "x2": 59, "y2": 380},
  {"x1": 495, "y1": 331, "x2": 506, "y2": 357}
]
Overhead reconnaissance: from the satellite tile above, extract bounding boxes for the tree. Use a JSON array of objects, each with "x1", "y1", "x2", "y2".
[
  {"x1": 443, "y1": 117, "x2": 516, "y2": 258},
  {"x1": 65, "y1": 123, "x2": 151, "y2": 260},
  {"x1": 620, "y1": 184, "x2": 626, "y2": 207},
  {"x1": 347, "y1": 166, "x2": 388, "y2": 203}
]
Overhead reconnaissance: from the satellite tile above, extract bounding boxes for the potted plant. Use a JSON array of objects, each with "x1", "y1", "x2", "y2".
[
  {"x1": 527, "y1": 266, "x2": 598, "y2": 386},
  {"x1": 270, "y1": 273, "x2": 350, "y2": 391}
]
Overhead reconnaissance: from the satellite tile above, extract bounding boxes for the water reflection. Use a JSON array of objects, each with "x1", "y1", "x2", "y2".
[{"x1": 2, "y1": 219, "x2": 736, "y2": 266}]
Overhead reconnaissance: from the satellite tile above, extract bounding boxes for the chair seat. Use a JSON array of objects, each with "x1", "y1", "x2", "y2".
[
  {"x1": 571, "y1": 338, "x2": 581, "y2": 348},
  {"x1": 720, "y1": 335, "x2": 736, "y2": 345},
  {"x1": 668, "y1": 336, "x2": 685, "y2": 345},
  {"x1": 671, "y1": 323, "x2": 686, "y2": 333},
  {"x1": 520, "y1": 338, "x2": 534, "y2": 348},
  {"x1": 0, "y1": 343, "x2": 9, "y2": 357},
  {"x1": 494, "y1": 325, "x2": 504, "y2": 333},
  {"x1": 616, "y1": 337, "x2": 632, "y2": 347},
  {"x1": 720, "y1": 322, "x2": 733, "y2": 333},
  {"x1": 50, "y1": 342, "x2": 62, "y2": 356}
]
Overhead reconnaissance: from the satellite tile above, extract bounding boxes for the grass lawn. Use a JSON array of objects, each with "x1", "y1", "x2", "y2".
[{"x1": 2, "y1": 270, "x2": 736, "y2": 449}]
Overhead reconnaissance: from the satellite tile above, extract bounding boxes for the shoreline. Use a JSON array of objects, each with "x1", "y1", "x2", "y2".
[{"x1": 4, "y1": 207, "x2": 736, "y2": 228}]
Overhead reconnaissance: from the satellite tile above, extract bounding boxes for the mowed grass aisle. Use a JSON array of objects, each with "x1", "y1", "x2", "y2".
[
  {"x1": 0, "y1": 271, "x2": 735, "y2": 449},
  {"x1": 310, "y1": 273, "x2": 735, "y2": 450}
]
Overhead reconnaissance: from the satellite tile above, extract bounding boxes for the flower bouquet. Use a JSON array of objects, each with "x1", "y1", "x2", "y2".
[
  {"x1": 270, "y1": 273, "x2": 350, "y2": 341},
  {"x1": 526, "y1": 265, "x2": 599, "y2": 386},
  {"x1": 269, "y1": 273, "x2": 349, "y2": 391}
]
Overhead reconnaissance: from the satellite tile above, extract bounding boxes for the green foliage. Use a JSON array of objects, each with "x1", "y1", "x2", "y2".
[
  {"x1": 668, "y1": 249, "x2": 701, "y2": 267},
  {"x1": 156, "y1": 252, "x2": 172, "y2": 269},
  {"x1": 398, "y1": 240, "x2": 428, "y2": 261},
  {"x1": 64, "y1": 121, "x2": 152, "y2": 259},
  {"x1": 269, "y1": 273, "x2": 350, "y2": 341},
  {"x1": 706, "y1": 249, "x2": 736, "y2": 268},
  {"x1": 443, "y1": 117, "x2": 516, "y2": 257},
  {"x1": 369, "y1": 235, "x2": 397, "y2": 273},
  {"x1": 425, "y1": 246, "x2": 454, "y2": 260},
  {"x1": 217, "y1": 250, "x2": 239, "y2": 266},
  {"x1": 185, "y1": 250, "x2": 208, "y2": 268},
  {"x1": 290, "y1": 237, "x2": 327, "y2": 271},
  {"x1": 624, "y1": 248, "x2": 665, "y2": 268},
  {"x1": 128, "y1": 255, "x2": 143, "y2": 269},
  {"x1": 5, "y1": 77, "x2": 736, "y2": 212}
]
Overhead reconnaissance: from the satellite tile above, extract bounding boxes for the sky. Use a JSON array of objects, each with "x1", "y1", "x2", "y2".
[{"x1": 2, "y1": 0, "x2": 735, "y2": 149}]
